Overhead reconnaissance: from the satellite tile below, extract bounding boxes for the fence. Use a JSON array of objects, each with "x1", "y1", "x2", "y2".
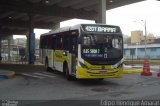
[{"x1": 0, "y1": 48, "x2": 40, "y2": 64}]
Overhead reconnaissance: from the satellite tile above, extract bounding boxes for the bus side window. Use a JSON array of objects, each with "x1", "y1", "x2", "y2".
[
  {"x1": 44, "y1": 37, "x2": 48, "y2": 49},
  {"x1": 52, "y1": 36, "x2": 56, "y2": 49},
  {"x1": 69, "y1": 35, "x2": 78, "y2": 55},
  {"x1": 40, "y1": 37, "x2": 44, "y2": 49},
  {"x1": 48, "y1": 36, "x2": 53, "y2": 49},
  {"x1": 55, "y1": 35, "x2": 63, "y2": 50},
  {"x1": 63, "y1": 35, "x2": 69, "y2": 50}
]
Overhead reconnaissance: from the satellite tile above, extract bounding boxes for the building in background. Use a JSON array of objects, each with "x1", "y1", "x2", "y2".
[
  {"x1": 1, "y1": 44, "x2": 25, "y2": 61},
  {"x1": 124, "y1": 30, "x2": 159, "y2": 60},
  {"x1": 141, "y1": 34, "x2": 156, "y2": 44},
  {"x1": 1, "y1": 37, "x2": 40, "y2": 62},
  {"x1": 131, "y1": 30, "x2": 143, "y2": 45},
  {"x1": 131, "y1": 30, "x2": 156, "y2": 45},
  {"x1": 124, "y1": 44, "x2": 160, "y2": 60}
]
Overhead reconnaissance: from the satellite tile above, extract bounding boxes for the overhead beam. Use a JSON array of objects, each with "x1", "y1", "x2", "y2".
[
  {"x1": 84, "y1": 4, "x2": 97, "y2": 11},
  {"x1": 34, "y1": 16, "x2": 52, "y2": 22},
  {"x1": 0, "y1": 19, "x2": 54, "y2": 29},
  {"x1": 0, "y1": 28, "x2": 27, "y2": 35},
  {"x1": 0, "y1": 0, "x2": 97, "y2": 20},
  {"x1": 72, "y1": 0, "x2": 97, "y2": 9},
  {"x1": 45, "y1": 0, "x2": 64, "y2": 5},
  {"x1": 12, "y1": 13, "x2": 27, "y2": 20},
  {"x1": 35, "y1": 21, "x2": 54, "y2": 29},
  {"x1": 0, "y1": 11, "x2": 14, "y2": 19},
  {"x1": 27, "y1": 0, "x2": 41, "y2": 3},
  {"x1": 58, "y1": 0, "x2": 86, "y2": 7}
]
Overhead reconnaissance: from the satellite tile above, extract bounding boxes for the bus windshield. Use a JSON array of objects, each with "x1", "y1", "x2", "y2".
[{"x1": 81, "y1": 34, "x2": 123, "y2": 64}]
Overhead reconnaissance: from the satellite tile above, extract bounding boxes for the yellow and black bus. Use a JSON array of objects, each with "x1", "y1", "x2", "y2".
[{"x1": 40, "y1": 24, "x2": 123, "y2": 80}]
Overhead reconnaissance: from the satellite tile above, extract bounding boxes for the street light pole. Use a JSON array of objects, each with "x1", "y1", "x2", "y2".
[
  {"x1": 134, "y1": 20, "x2": 147, "y2": 59},
  {"x1": 144, "y1": 20, "x2": 147, "y2": 59}
]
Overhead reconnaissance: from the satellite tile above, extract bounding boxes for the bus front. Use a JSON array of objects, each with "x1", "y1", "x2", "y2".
[{"x1": 77, "y1": 24, "x2": 123, "y2": 79}]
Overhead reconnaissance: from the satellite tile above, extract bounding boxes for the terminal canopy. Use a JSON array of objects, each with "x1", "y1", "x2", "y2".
[{"x1": 0, "y1": 0, "x2": 143, "y2": 37}]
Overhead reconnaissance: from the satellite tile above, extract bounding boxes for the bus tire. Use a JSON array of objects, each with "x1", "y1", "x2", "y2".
[
  {"x1": 64, "y1": 63, "x2": 73, "y2": 81},
  {"x1": 45, "y1": 58, "x2": 49, "y2": 71}
]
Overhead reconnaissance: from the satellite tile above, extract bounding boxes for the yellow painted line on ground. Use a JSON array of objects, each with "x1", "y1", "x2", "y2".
[
  {"x1": 0, "y1": 70, "x2": 15, "y2": 79},
  {"x1": 33, "y1": 73, "x2": 56, "y2": 78},
  {"x1": 7, "y1": 71, "x2": 15, "y2": 79},
  {"x1": 123, "y1": 69, "x2": 143, "y2": 74}
]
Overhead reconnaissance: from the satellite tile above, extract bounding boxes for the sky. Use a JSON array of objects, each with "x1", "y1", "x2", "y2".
[
  {"x1": 105, "y1": 0, "x2": 160, "y2": 37},
  {"x1": 13, "y1": 0, "x2": 160, "y2": 39}
]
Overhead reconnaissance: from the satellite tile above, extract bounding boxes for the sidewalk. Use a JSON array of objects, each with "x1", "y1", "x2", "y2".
[
  {"x1": 0, "y1": 69, "x2": 15, "y2": 79},
  {"x1": 123, "y1": 64, "x2": 143, "y2": 74},
  {"x1": 124, "y1": 64, "x2": 160, "y2": 74},
  {"x1": 124, "y1": 64, "x2": 160, "y2": 69},
  {"x1": 124, "y1": 60, "x2": 160, "y2": 65}
]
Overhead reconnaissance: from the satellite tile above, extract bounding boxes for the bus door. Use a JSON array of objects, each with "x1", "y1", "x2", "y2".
[{"x1": 69, "y1": 33, "x2": 78, "y2": 75}]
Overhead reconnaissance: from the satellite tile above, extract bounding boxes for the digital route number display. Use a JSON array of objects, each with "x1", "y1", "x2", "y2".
[
  {"x1": 82, "y1": 24, "x2": 120, "y2": 33},
  {"x1": 82, "y1": 49, "x2": 107, "y2": 58}
]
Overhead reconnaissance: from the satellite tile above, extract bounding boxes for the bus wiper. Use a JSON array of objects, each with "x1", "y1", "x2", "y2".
[{"x1": 90, "y1": 34, "x2": 97, "y2": 45}]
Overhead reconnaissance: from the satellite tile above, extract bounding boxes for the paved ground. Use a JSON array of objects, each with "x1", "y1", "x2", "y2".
[
  {"x1": 0, "y1": 68, "x2": 160, "y2": 106},
  {"x1": 0, "y1": 64, "x2": 160, "y2": 106}
]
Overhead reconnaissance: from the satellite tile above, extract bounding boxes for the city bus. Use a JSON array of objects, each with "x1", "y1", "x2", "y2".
[{"x1": 40, "y1": 24, "x2": 124, "y2": 80}]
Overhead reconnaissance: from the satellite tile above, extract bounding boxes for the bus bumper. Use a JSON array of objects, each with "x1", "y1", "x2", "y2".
[{"x1": 76, "y1": 66, "x2": 123, "y2": 79}]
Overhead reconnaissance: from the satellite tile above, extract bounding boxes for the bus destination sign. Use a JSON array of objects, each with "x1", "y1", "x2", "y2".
[{"x1": 82, "y1": 25, "x2": 119, "y2": 33}]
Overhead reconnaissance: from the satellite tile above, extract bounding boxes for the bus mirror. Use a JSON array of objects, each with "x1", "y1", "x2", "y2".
[{"x1": 63, "y1": 51, "x2": 68, "y2": 56}]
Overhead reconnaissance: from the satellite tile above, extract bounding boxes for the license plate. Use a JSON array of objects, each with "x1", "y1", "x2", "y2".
[{"x1": 100, "y1": 70, "x2": 107, "y2": 74}]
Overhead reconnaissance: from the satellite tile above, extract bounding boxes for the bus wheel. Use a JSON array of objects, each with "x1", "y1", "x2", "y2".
[
  {"x1": 64, "y1": 64, "x2": 73, "y2": 81},
  {"x1": 45, "y1": 58, "x2": 49, "y2": 71}
]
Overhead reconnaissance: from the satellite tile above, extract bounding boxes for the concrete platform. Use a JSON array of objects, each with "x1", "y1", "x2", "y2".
[
  {"x1": 0, "y1": 70, "x2": 15, "y2": 79},
  {"x1": 0, "y1": 63, "x2": 45, "y2": 72}
]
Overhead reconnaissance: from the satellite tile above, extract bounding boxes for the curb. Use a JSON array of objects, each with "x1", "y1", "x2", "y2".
[
  {"x1": 0, "y1": 70, "x2": 15, "y2": 79},
  {"x1": 0, "y1": 64, "x2": 45, "y2": 72},
  {"x1": 123, "y1": 69, "x2": 143, "y2": 74}
]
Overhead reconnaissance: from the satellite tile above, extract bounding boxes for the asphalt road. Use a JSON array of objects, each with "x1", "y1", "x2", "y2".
[{"x1": 0, "y1": 65, "x2": 160, "y2": 106}]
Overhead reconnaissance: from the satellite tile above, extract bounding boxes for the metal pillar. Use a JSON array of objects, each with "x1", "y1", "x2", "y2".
[
  {"x1": 28, "y1": 14, "x2": 35, "y2": 64},
  {"x1": 52, "y1": 23, "x2": 60, "y2": 30},
  {"x1": 97, "y1": 0, "x2": 106, "y2": 24},
  {"x1": 8, "y1": 37, "x2": 11, "y2": 62},
  {"x1": 144, "y1": 20, "x2": 147, "y2": 59},
  {"x1": 136, "y1": 43, "x2": 139, "y2": 59},
  {"x1": 26, "y1": 33, "x2": 29, "y2": 61}
]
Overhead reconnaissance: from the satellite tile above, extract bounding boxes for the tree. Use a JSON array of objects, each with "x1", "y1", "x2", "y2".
[{"x1": 123, "y1": 36, "x2": 131, "y2": 44}]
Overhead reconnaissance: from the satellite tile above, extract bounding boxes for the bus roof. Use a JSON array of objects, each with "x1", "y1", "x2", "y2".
[{"x1": 40, "y1": 23, "x2": 121, "y2": 36}]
